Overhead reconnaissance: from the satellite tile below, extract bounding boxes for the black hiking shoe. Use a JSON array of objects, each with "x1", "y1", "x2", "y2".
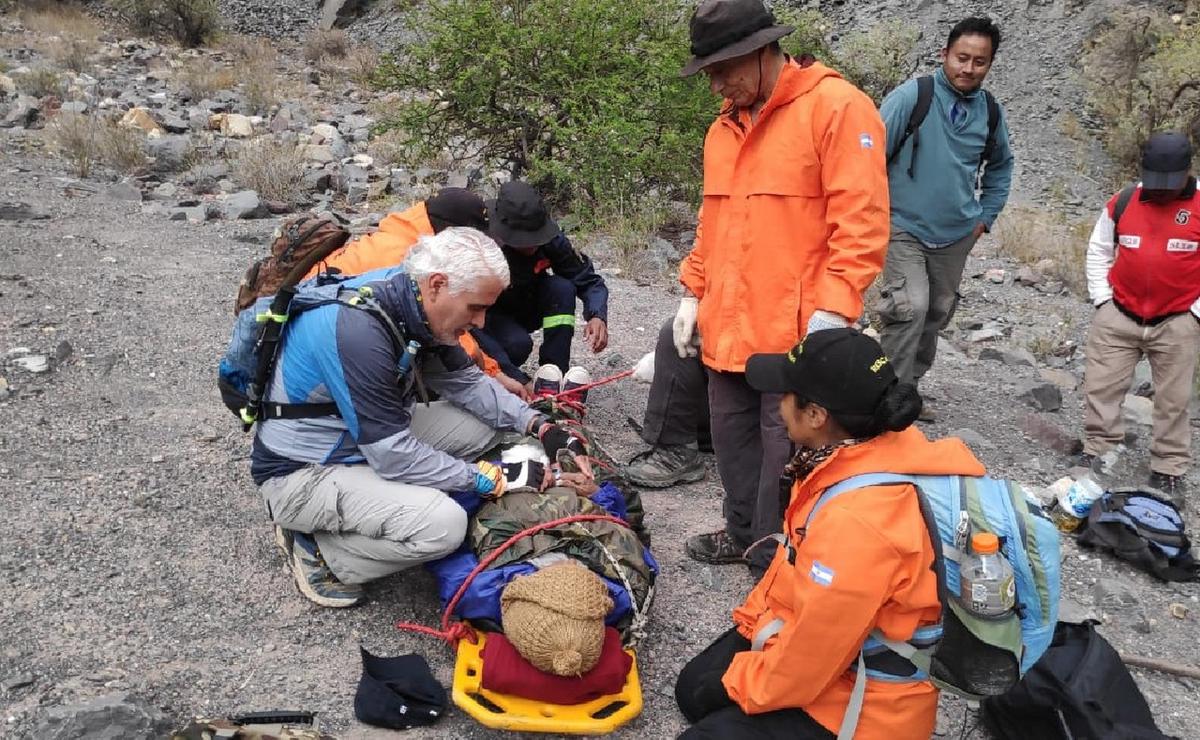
[
  {"x1": 686, "y1": 530, "x2": 748, "y2": 565},
  {"x1": 622, "y1": 445, "x2": 706, "y2": 488},
  {"x1": 1148, "y1": 472, "x2": 1187, "y2": 504}
]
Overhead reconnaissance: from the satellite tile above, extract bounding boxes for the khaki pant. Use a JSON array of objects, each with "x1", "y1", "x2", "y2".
[
  {"x1": 259, "y1": 401, "x2": 501, "y2": 584},
  {"x1": 1083, "y1": 302, "x2": 1200, "y2": 476},
  {"x1": 876, "y1": 229, "x2": 979, "y2": 386}
]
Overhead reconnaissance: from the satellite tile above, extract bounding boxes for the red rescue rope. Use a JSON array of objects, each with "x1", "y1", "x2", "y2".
[
  {"x1": 395, "y1": 512, "x2": 633, "y2": 647},
  {"x1": 550, "y1": 369, "x2": 634, "y2": 401}
]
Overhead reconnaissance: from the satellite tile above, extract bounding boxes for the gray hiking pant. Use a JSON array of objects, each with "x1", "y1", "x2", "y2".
[
  {"x1": 876, "y1": 229, "x2": 979, "y2": 386},
  {"x1": 641, "y1": 319, "x2": 711, "y2": 447},
  {"x1": 707, "y1": 370, "x2": 791, "y2": 566},
  {"x1": 259, "y1": 401, "x2": 501, "y2": 584}
]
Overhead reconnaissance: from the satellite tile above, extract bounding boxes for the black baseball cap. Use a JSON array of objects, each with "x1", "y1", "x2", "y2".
[
  {"x1": 425, "y1": 187, "x2": 488, "y2": 233},
  {"x1": 745, "y1": 328, "x2": 898, "y2": 414},
  {"x1": 1141, "y1": 132, "x2": 1193, "y2": 190}
]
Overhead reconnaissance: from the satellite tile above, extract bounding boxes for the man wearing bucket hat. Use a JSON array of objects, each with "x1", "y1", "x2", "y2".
[
  {"x1": 675, "y1": 329, "x2": 984, "y2": 739},
  {"x1": 1082, "y1": 131, "x2": 1200, "y2": 501},
  {"x1": 675, "y1": 0, "x2": 890, "y2": 569},
  {"x1": 473, "y1": 180, "x2": 610, "y2": 397}
]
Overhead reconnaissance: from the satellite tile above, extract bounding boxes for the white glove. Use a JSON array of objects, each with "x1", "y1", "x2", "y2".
[
  {"x1": 632, "y1": 350, "x2": 655, "y2": 384},
  {"x1": 672, "y1": 296, "x2": 699, "y2": 358},
  {"x1": 806, "y1": 309, "x2": 851, "y2": 335}
]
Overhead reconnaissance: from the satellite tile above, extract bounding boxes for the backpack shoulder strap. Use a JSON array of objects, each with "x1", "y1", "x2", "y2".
[
  {"x1": 888, "y1": 76, "x2": 934, "y2": 170},
  {"x1": 805, "y1": 473, "x2": 920, "y2": 527},
  {"x1": 980, "y1": 89, "x2": 1001, "y2": 165},
  {"x1": 1112, "y1": 184, "x2": 1138, "y2": 243}
]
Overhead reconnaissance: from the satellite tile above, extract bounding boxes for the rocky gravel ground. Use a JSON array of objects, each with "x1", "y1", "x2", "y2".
[{"x1": 3, "y1": 3, "x2": 1200, "y2": 739}]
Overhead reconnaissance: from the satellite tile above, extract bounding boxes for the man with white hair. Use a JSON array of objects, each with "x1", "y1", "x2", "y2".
[{"x1": 254, "y1": 227, "x2": 560, "y2": 608}]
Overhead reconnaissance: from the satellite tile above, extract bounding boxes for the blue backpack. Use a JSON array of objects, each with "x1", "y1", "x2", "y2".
[
  {"x1": 218, "y1": 276, "x2": 413, "y2": 430},
  {"x1": 810, "y1": 473, "x2": 1061, "y2": 740}
]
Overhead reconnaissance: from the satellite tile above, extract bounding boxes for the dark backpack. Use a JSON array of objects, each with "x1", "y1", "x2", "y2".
[
  {"x1": 1111, "y1": 183, "x2": 1138, "y2": 244},
  {"x1": 887, "y1": 75, "x2": 1001, "y2": 179},
  {"x1": 233, "y1": 213, "x2": 350, "y2": 314},
  {"x1": 981, "y1": 620, "x2": 1174, "y2": 740},
  {"x1": 1077, "y1": 489, "x2": 1200, "y2": 582}
]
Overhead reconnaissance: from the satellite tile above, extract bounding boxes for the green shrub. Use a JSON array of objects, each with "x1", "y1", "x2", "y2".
[
  {"x1": 373, "y1": 0, "x2": 714, "y2": 221},
  {"x1": 118, "y1": 0, "x2": 220, "y2": 48},
  {"x1": 833, "y1": 19, "x2": 921, "y2": 104},
  {"x1": 1080, "y1": 11, "x2": 1200, "y2": 184}
]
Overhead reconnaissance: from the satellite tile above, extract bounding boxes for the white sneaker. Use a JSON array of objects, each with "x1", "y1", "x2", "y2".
[
  {"x1": 532, "y1": 364, "x2": 563, "y2": 397},
  {"x1": 562, "y1": 366, "x2": 592, "y2": 401}
]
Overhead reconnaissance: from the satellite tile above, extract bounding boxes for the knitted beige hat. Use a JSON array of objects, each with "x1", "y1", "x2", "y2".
[{"x1": 500, "y1": 561, "x2": 614, "y2": 676}]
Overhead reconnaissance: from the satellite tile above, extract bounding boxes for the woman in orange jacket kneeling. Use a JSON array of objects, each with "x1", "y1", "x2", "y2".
[{"x1": 675, "y1": 328, "x2": 986, "y2": 739}]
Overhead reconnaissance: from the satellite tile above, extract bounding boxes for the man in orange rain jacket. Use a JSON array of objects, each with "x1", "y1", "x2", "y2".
[
  {"x1": 675, "y1": 0, "x2": 890, "y2": 572},
  {"x1": 303, "y1": 189, "x2": 529, "y2": 399},
  {"x1": 675, "y1": 329, "x2": 985, "y2": 739}
]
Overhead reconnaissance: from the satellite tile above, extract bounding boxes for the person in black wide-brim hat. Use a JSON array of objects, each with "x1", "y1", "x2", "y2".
[{"x1": 471, "y1": 181, "x2": 610, "y2": 398}]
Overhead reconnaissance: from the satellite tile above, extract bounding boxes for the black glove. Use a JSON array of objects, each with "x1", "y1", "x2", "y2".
[
  {"x1": 538, "y1": 423, "x2": 586, "y2": 459},
  {"x1": 500, "y1": 459, "x2": 547, "y2": 493}
]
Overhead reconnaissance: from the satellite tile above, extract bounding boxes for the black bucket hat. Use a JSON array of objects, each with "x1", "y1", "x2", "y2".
[
  {"x1": 487, "y1": 181, "x2": 561, "y2": 248},
  {"x1": 745, "y1": 328, "x2": 898, "y2": 415},
  {"x1": 680, "y1": 0, "x2": 795, "y2": 77}
]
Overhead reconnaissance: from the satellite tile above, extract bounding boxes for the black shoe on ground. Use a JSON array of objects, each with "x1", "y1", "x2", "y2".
[
  {"x1": 686, "y1": 530, "x2": 748, "y2": 565},
  {"x1": 1148, "y1": 472, "x2": 1187, "y2": 503},
  {"x1": 622, "y1": 445, "x2": 706, "y2": 488}
]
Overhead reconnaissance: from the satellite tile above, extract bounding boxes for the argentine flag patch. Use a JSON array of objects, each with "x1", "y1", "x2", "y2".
[
  {"x1": 859, "y1": 132, "x2": 874, "y2": 149},
  {"x1": 809, "y1": 560, "x2": 835, "y2": 587}
]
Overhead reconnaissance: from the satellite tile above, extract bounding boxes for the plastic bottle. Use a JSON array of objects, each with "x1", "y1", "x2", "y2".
[
  {"x1": 1050, "y1": 475, "x2": 1105, "y2": 533},
  {"x1": 959, "y1": 532, "x2": 1016, "y2": 617}
]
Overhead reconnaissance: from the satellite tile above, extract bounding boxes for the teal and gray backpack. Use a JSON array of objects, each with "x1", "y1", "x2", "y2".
[{"x1": 797, "y1": 473, "x2": 1061, "y2": 740}]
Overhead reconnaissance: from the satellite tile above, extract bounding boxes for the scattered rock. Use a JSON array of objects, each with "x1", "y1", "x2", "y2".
[
  {"x1": 1123, "y1": 394, "x2": 1154, "y2": 427},
  {"x1": 966, "y1": 327, "x2": 1004, "y2": 343},
  {"x1": 1015, "y1": 265, "x2": 1041, "y2": 286},
  {"x1": 949, "y1": 428, "x2": 996, "y2": 450},
  {"x1": 145, "y1": 134, "x2": 192, "y2": 172},
  {"x1": 223, "y1": 190, "x2": 269, "y2": 220},
  {"x1": 1, "y1": 673, "x2": 33, "y2": 691},
  {"x1": 210, "y1": 112, "x2": 253, "y2": 138},
  {"x1": 310, "y1": 123, "x2": 349, "y2": 160},
  {"x1": 60, "y1": 100, "x2": 88, "y2": 115},
  {"x1": 0, "y1": 375, "x2": 9, "y2": 401},
  {"x1": 0, "y1": 201, "x2": 47, "y2": 220},
  {"x1": 32, "y1": 692, "x2": 171, "y2": 740},
  {"x1": 53, "y1": 341, "x2": 73, "y2": 363},
  {"x1": 979, "y1": 345, "x2": 1036, "y2": 367},
  {"x1": 0, "y1": 73, "x2": 14, "y2": 98},
  {"x1": 149, "y1": 182, "x2": 178, "y2": 201},
  {"x1": 100, "y1": 180, "x2": 142, "y2": 203},
  {"x1": 1038, "y1": 367, "x2": 1080, "y2": 392},
  {"x1": 170, "y1": 204, "x2": 216, "y2": 224},
  {"x1": 985, "y1": 268, "x2": 1006, "y2": 284},
  {"x1": 1093, "y1": 577, "x2": 1140, "y2": 611},
  {"x1": 12, "y1": 355, "x2": 49, "y2": 373},
  {"x1": 118, "y1": 107, "x2": 162, "y2": 136},
  {"x1": 1018, "y1": 381, "x2": 1062, "y2": 412},
  {"x1": 1170, "y1": 602, "x2": 1190, "y2": 620}
]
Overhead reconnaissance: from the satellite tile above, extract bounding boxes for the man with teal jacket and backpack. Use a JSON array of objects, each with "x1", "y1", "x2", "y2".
[{"x1": 875, "y1": 17, "x2": 1014, "y2": 421}]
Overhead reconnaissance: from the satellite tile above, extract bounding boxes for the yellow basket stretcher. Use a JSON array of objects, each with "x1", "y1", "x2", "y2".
[{"x1": 452, "y1": 632, "x2": 643, "y2": 735}]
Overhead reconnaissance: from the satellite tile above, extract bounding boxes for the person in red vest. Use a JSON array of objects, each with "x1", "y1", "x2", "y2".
[{"x1": 1083, "y1": 131, "x2": 1200, "y2": 500}]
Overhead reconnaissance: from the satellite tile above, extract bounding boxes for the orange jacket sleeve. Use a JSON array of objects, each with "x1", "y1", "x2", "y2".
[
  {"x1": 679, "y1": 207, "x2": 705, "y2": 298},
  {"x1": 722, "y1": 501, "x2": 906, "y2": 714},
  {"x1": 458, "y1": 332, "x2": 501, "y2": 377},
  {"x1": 810, "y1": 86, "x2": 890, "y2": 321}
]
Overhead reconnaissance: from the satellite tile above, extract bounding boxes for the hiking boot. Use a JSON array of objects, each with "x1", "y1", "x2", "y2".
[
  {"x1": 686, "y1": 530, "x2": 748, "y2": 565},
  {"x1": 917, "y1": 399, "x2": 936, "y2": 423},
  {"x1": 623, "y1": 445, "x2": 705, "y2": 488},
  {"x1": 562, "y1": 366, "x2": 591, "y2": 401},
  {"x1": 532, "y1": 364, "x2": 563, "y2": 397},
  {"x1": 1148, "y1": 472, "x2": 1188, "y2": 503},
  {"x1": 290, "y1": 532, "x2": 364, "y2": 608},
  {"x1": 273, "y1": 524, "x2": 293, "y2": 560}
]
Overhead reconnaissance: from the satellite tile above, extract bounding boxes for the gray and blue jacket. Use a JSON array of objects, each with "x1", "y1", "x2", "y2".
[
  {"x1": 880, "y1": 68, "x2": 1015, "y2": 245},
  {"x1": 251, "y1": 268, "x2": 538, "y2": 488}
]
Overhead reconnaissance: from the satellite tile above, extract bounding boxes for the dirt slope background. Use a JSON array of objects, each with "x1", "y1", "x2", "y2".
[{"x1": 2, "y1": 1, "x2": 1200, "y2": 738}]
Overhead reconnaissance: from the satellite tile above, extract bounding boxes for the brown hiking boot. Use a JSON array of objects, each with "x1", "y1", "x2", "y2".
[
  {"x1": 686, "y1": 530, "x2": 748, "y2": 565},
  {"x1": 622, "y1": 445, "x2": 706, "y2": 488}
]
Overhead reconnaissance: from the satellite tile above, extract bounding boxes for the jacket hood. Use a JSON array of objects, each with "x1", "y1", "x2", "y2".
[
  {"x1": 723, "y1": 59, "x2": 843, "y2": 120},
  {"x1": 795, "y1": 426, "x2": 986, "y2": 509}
]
